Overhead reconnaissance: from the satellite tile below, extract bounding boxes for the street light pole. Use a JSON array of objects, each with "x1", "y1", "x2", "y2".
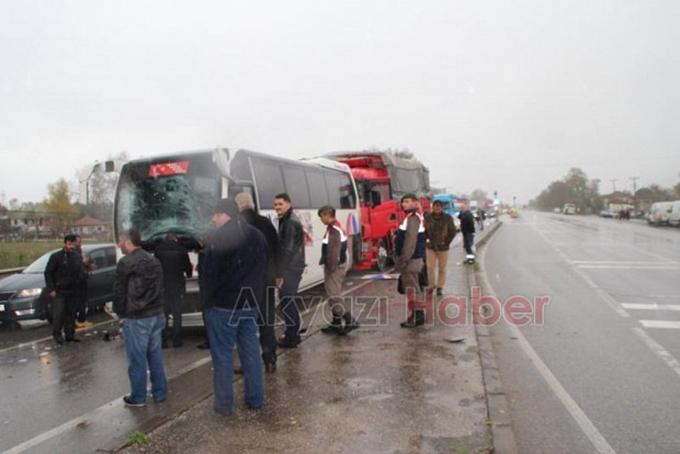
[
  {"x1": 610, "y1": 179, "x2": 618, "y2": 193},
  {"x1": 630, "y1": 176, "x2": 639, "y2": 216}
]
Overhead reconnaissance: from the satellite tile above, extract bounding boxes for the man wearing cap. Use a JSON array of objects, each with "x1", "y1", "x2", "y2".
[
  {"x1": 396, "y1": 193, "x2": 427, "y2": 328},
  {"x1": 425, "y1": 200, "x2": 457, "y2": 296},
  {"x1": 203, "y1": 198, "x2": 268, "y2": 414},
  {"x1": 318, "y1": 205, "x2": 359, "y2": 335},
  {"x1": 273, "y1": 193, "x2": 305, "y2": 348}
]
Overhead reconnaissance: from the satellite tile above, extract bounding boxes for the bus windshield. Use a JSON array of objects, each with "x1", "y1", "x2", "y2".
[{"x1": 115, "y1": 153, "x2": 220, "y2": 247}]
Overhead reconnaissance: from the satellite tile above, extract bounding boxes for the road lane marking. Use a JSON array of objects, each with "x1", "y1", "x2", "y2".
[
  {"x1": 639, "y1": 320, "x2": 680, "y2": 329},
  {"x1": 529, "y1": 224, "x2": 630, "y2": 318},
  {"x1": 479, "y1": 228, "x2": 617, "y2": 454},
  {"x1": 2, "y1": 275, "x2": 382, "y2": 453},
  {"x1": 577, "y1": 265, "x2": 680, "y2": 271},
  {"x1": 632, "y1": 327, "x2": 680, "y2": 378},
  {"x1": 621, "y1": 304, "x2": 680, "y2": 311}
]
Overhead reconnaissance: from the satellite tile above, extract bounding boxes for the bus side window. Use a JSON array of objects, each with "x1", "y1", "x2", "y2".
[
  {"x1": 252, "y1": 159, "x2": 285, "y2": 209},
  {"x1": 306, "y1": 170, "x2": 330, "y2": 207},
  {"x1": 282, "y1": 165, "x2": 311, "y2": 209}
]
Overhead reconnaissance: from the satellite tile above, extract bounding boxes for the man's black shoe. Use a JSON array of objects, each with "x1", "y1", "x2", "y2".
[
  {"x1": 400, "y1": 311, "x2": 425, "y2": 328},
  {"x1": 53, "y1": 335, "x2": 64, "y2": 345},
  {"x1": 65, "y1": 337, "x2": 81, "y2": 343},
  {"x1": 339, "y1": 316, "x2": 360, "y2": 335},
  {"x1": 123, "y1": 396, "x2": 146, "y2": 408},
  {"x1": 173, "y1": 341, "x2": 183, "y2": 348},
  {"x1": 196, "y1": 341, "x2": 210, "y2": 350},
  {"x1": 436, "y1": 288, "x2": 443, "y2": 297},
  {"x1": 321, "y1": 318, "x2": 342, "y2": 334},
  {"x1": 277, "y1": 336, "x2": 300, "y2": 349}
]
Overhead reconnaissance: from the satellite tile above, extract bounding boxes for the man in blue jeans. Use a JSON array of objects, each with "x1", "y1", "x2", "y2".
[
  {"x1": 113, "y1": 229, "x2": 167, "y2": 407},
  {"x1": 203, "y1": 198, "x2": 268, "y2": 415}
]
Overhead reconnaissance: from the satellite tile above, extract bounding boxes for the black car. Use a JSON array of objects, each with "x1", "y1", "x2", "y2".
[{"x1": 0, "y1": 244, "x2": 117, "y2": 324}]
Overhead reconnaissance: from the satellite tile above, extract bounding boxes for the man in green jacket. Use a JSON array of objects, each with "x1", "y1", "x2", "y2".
[{"x1": 425, "y1": 200, "x2": 457, "y2": 296}]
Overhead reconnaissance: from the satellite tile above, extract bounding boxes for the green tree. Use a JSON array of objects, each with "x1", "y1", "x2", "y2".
[{"x1": 43, "y1": 179, "x2": 77, "y2": 236}]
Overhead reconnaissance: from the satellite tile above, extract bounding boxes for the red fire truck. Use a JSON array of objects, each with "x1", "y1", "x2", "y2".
[{"x1": 326, "y1": 151, "x2": 431, "y2": 271}]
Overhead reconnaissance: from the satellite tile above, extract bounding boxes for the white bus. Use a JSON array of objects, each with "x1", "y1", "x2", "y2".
[{"x1": 113, "y1": 148, "x2": 362, "y2": 325}]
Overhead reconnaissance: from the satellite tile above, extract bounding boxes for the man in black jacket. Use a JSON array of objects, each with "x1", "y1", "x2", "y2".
[
  {"x1": 154, "y1": 233, "x2": 193, "y2": 348},
  {"x1": 458, "y1": 199, "x2": 476, "y2": 261},
  {"x1": 236, "y1": 192, "x2": 279, "y2": 372},
  {"x1": 425, "y1": 201, "x2": 457, "y2": 296},
  {"x1": 45, "y1": 234, "x2": 86, "y2": 344},
  {"x1": 203, "y1": 198, "x2": 267, "y2": 415},
  {"x1": 114, "y1": 229, "x2": 167, "y2": 407},
  {"x1": 274, "y1": 193, "x2": 306, "y2": 348}
]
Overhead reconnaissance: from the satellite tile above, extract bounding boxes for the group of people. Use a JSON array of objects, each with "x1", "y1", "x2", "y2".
[
  {"x1": 109, "y1": 192, "x2": 359, "y2": 413},
  {"x1": 45, "y1": 191, "x2": 480, "y2": 414}
]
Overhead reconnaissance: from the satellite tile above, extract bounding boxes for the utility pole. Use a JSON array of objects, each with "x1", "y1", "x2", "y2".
[
  {"x1": 630, "y1": 176, "x2": 639, "y2": 216},
  {"x1": 610, "y1": 179, "x2": 618, "y2": 193}
]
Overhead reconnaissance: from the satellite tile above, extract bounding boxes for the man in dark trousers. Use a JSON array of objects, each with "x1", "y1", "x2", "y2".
[
  {"x1": 73, "y1": 234, "x2": 93, "y2": 329},
  {"x1": 154, "y1": 233, "x2": 193, "y2": 348},
  {"x1": 425, "y1": 200, "x2": 457, "y2": 296},
  {"x1": 114, "y1": 229, "x2": 167, "y2": 407},
  {"x1": 318, "y1": 205, "x2": 359, "y2": 335},
  {"x1": 274, "y1": 193, "x2": 306, "y2": 348},
  {"x1": 203, "y1": 198, "x2": 267, "y2": 415},
  {"x1": 45, "y1": 234, "x2": 86, "y2": 344},
  {"x1": 396, "y1": 194, "x2": 428, "y2": 328},
  {"x1": 236, "y1": 192, "x2": 279, "y2": 372},
  {"x1": 458, "y1": 199, "x2": 476, "y2": 262}
]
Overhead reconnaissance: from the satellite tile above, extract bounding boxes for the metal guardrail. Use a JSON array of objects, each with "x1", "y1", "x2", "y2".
[{"x1": 0, "y1": 267, "x2": 24, "y2": 279}]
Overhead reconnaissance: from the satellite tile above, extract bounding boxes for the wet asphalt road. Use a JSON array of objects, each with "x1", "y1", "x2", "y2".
[
  {"x1": 0, "y1": 279, "x2": 370, "y2": 453},
  {"x1": 484, "y1": 212, "x2": 680, "y2": 454}
]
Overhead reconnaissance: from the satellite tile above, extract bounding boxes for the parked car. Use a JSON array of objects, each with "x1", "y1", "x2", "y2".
[
  {"x1": 563, "y1": 203, "x2": 576, "y2": 215},
  {"x1": 647, "y1": 202, "x2": 673, "y2": 225},
  {"x1": 669, "y1": 201, "x2": 680, "y2": 227},
  {"x1": 0, "y1": 243, "x2": 117, "y2": 324},
  {"x1": 600, "y1": 210, "x2": 614, "y2": 218}
]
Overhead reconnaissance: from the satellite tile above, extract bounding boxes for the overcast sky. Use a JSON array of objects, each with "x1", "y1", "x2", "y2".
[{"x1": 1, "y1": 0, "x2": 679, "y2": 204}]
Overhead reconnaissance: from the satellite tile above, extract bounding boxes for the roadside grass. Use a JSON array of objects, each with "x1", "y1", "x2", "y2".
[{"x1": 0, "y1": 241, "x2": 62, "y2": 269}]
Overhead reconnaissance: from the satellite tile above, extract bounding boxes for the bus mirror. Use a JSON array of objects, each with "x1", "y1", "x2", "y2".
[{"x1": 213, "y1": 147, "x2": 233, "y2": 181}]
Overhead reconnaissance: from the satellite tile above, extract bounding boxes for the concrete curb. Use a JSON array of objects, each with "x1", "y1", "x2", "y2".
[{"x1": 466, "y1": 220, "x2": 519, "y2": 454}]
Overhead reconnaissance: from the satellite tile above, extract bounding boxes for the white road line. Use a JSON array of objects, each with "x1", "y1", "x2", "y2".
[
  {"x1": 639, "y1": 320, "x2": 680, "y2": 329},
  {"x1": 2, "y1": 275, "x2": 382, "y2": 453},
  {"x1": 571, "y1": 260, "x2": 680, "y2": 265},
  {"x1": 479, "y1": 230, "x2": 617, "y2": 454},
  {"x1": 632, "y1": 327, "x2": 680, "y2": 378},
  {"x1": 577, "y1": 265, "x2": 680, "y2": 271},
  {"x1": 530, "y1": 224, "x2": 630, "y2": 318},
  {"x1": 621, "y1": 303, "x2": 680, "y2": 312}
]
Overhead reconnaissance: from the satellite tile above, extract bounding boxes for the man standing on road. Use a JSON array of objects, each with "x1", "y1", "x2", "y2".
[
  {"x1": 397, "y1": 194, "x2": 427, "y2": 328},
  {"x1": 113, "y1": 229, "x2": 167, "y2": 407},
  {"x1": 45, "y1": 234, "x2": 86, "y2": 344},
  {"x1": 274, "y1": 193, "x2": 306, "y2": 348},
  {"x1": 236, "y1": 192, "x2": 279, "y2": 373},
  {"x1": 318, "y1": 205, "x2": 359, "y2": 335},
  {"x1": 154, "y1": 233, "x2": 193, "y2": 349},
  {"x1": 203, "y1": 198, "x2": 267, "y2": 415},
  {"x1": 73, "y1": 234, "x2": 93, "y2": 330},
  {"x1": 425, "y1": 200, "x2": 457, "y2": 297},
  {"x1": 458, "y1": 199, "x2": 476, "y2": 262}
]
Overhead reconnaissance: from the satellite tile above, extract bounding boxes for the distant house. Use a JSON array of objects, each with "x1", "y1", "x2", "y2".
[{"x1": 73, "y1": 216, "x2": 111, "y2": 237}]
